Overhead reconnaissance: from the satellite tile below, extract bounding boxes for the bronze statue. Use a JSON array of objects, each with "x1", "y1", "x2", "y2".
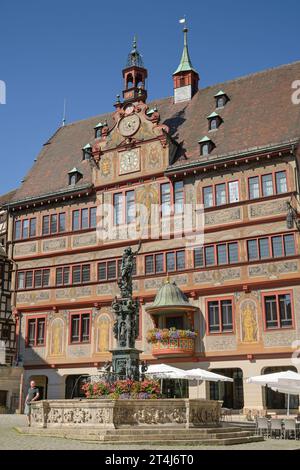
[{"x1": 118, "y1": 241, "x2": 141, "y2": 298}]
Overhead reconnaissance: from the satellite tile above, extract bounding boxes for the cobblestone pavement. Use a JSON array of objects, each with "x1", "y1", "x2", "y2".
[{"x1": 1, "y1": 415, "x2": 300, "y2": 450}]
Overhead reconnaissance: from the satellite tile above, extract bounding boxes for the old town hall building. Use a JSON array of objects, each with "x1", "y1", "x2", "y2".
[{"x1": 3, "y1": 28, "x2": 300, "y2": 414}]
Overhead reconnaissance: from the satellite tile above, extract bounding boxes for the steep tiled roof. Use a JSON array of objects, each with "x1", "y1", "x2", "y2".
[
  {"x1": 10, "y1": 61, "x2": 300, "y2": 203},
  {"x1": 0, "y1": 189, "x2": 17, "y2": 207}
]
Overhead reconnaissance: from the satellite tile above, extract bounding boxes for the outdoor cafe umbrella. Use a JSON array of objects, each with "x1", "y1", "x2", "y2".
[
  {"x1": 183, "y1": 368, "x2": 234, "y2": 399},
  {"x1": 246, "y1": 370, "x2": 300, "y2": 416},
  {"x1": 145, "y1": 364, "x2": 188, "y2": 393}
]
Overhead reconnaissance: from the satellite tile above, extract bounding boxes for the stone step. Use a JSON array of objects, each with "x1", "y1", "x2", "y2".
[
  {"x1": 97, "y1": 431, "x2": 255, "y2": 442},
  {"x1": 70, "y1": 436, "x2": 264, "y2": 446},
  {"x1": 15, "y1": 427, "x2": 263, "y2": 446},
  {"x1": 103, "y1": 426, "x2": 243, "y2": 435}
]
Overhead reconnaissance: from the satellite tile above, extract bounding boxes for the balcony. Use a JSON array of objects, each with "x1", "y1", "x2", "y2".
[
  {"x1": 147, "y1": 328, "x2": 197, "y2": 358},
  {"x1": 152, "y1": 336, "x2": 196, "y2": 357}
]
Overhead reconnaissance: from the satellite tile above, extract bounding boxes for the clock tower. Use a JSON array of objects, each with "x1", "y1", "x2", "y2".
[{"x1": 122, "y1": 37, "x2": 148, "y2": 104}]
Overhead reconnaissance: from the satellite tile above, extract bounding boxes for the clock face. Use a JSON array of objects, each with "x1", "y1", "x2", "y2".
[
  {"x1": 118, "y1": 114, "x2": 140, "y2": 137},
  {"x1": 119, "y1": 150, "x2": 140, "y2": 175}
]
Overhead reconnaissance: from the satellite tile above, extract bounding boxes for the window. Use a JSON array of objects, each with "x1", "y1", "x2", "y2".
[
  {"x1": 71, "y1": 264, "x2": 90, "y2": 284},
  {"x1": 17, "y1": 269, "x2": 50, "y2": 289},
  {"x1": 81, "y1": 208, "x2": 89, "y2": 229},
  {"x1": 26, "y1": 317, "x2": 46, "y2": 347},
  {"x1": 95, "y1": 128, "x2": 102, "y2": 139},
  {"x1": 216, "y1": 184, "x2": 226, "y2": 206},
  {"x1": 161, "y1": 183, "x2": 171, "y2": 217},
  {"x1": 72, "y1": 207, "x2": 97, "y2": 230},
  {"x1": 145, "y1": 250, "x2": 185, "y2": 275},
  {"x1": 195, "y1": 242, "x2": 239, "y2": 268},
  {"x1": 249, "y1": 177, "x2": 260, "y2": 200},
  {"x1": 194, "y1": 247, "x2": 204, "y2": 268},
  {"x1": 174, "y1": 181, "x2": 184, "y2": 214},
  {"x1": 14, "y1": 220, "x2": 21, "y2": 240},
  {"x1": 34, "y1": 269, "x2": 50, "y2": 288},
  {"x1": 203, "y1": 187, "x2": 213, "y2": 208},
  {"x1": 228, "y1": 181, "x2": 239, "y2": 203},
  {"x1": 58, "y1": 213, "x2": 66, "y2": 232},
  {"x1": 209, "y1": 118, "x2": 219, "y2": 130},
  {"x1": 262, "y1": 174, "x2": 274, "y2": 197},
  {"x1": 56, "y1": 267, "x2": 70, "y2": 286},
  {"x1": 259, "y1": 238, "x2": 270, "y2": 259},
  {"x1": 23, "y1": 220, "x2": 29, "y2": 239},
  {"x1": 42, "y1": 215, "x2": 50, "y2": 235},
  {"x1": 126, "y1": 190, "x2": 135, "y2": 223},
  {"x1": 42, "y1": 212, "x2": 66, "y2": 235},
  {"x1": 263, "y1": 292, "x2": 293, "y2": 329},
  {"x1": 248, "y1": 171, "x2": 287, "y2": 200},
  {"x1": 276, "y1": 171, "x2": 287, "y2": 194},
  {"x1": 201, "y1": 143, "x2": 210, "y2": 156},
  {"x1": 205, "y1": 246, "x2": 215, "y2": 266},
  {"x1": 203, "y1": 181, "x2": 240, "y2": 208},
  {"x1": 17, "y1": 272, "x2": 25, "y2": 290},
  {"x1": 98, "y1": 258, "x2": 136, "y2": 281},
  {"x1": 70, "y1": 313, "x2": 90, "y2": 343},
  {"x1": 114, "y1": 193, "x2": 122, "y2": 226},
  {"x1": 29, "y1": 219, "x2": 37, "y2": 237},
  {"x1": 14, "y1": 218, "x2": 36, "y2": 240},
  {"x1": 90, "y1": 207, "x2": 97, "y2": 228},
  {"x1": 207, "y1": 298, "x2": 233, "y2": 333},
  {"x1": 247, "y1": 234, "x2": 295, "y2": 261}
]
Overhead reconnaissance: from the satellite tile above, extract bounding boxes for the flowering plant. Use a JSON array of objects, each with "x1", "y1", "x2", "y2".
[
  {"x1": 82, "y1": 379, "x2": 161, "y2": 399},
  {"x1": 146, "y1": 327, "x2": 197, "y2": 344}
]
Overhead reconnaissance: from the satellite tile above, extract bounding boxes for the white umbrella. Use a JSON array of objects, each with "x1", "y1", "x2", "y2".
[
  {"x1": 145, "y1": 363, "x2": 187, "y2": 379},
  {"x1": 184, "y1": 368, "x2": 233, "y2": 398},
  {"x1": 246, "y1": 370, "x2": 300, "y2": 416},
  {"x1": 145, "y1": 364, "x2": 188, "y2": 394}
]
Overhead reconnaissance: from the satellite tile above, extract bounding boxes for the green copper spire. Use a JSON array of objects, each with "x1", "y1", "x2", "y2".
[{"x1": 173, "y1": 27, "x2": 197, "y2": 75}]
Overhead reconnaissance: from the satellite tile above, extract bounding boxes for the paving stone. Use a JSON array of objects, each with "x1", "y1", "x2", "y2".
[{"x1": 1, "y1": 415, "x2": 300, "y2": 450}]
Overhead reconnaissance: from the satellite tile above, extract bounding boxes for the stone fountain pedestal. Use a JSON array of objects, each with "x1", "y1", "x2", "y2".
[{"x1": 30, "y1": 398, "x2": 222, "y2": 429}]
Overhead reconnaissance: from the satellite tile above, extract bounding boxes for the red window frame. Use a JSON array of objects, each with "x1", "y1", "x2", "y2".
[
  {"x1": 26, "y1": 315, "x2": 46, "y2": 347},
  {"x1": 55, "y1": 266, "x2": 71, "y2": 286},
  {"x1": 144, "y1": 250, "x2": 186, "y2": 275},
  {"x1": 14, "y1": 217, "x2": 37, "y2": 240},
  {"x1": 206, "y1": 297, "x2": 235, "y2": 335},
  {"x1": 262, "y1": 290, "x2": 295, "y2": 331},
  {"x1": 246, "y1": 233, "x2": 296, "y2": 262},
  {"x1": 71, "y1": 207, "x2": 97, "y2": 231},
  {"x1": 202, "y1": 180, "x2": 240, "y2": 208},
  {"x1": 194, "y1": 242, "x2": 239, "y2": 268},
  {"x1": 71, "y1": 264, "x2": 91, "y2": 285},
  {"x1": 69, "y1": 311, "x2": 91, "y2": 344},
  {"x1": 159, "y1": 181, "x2": 185, "y2": 217},
  {"x1": 112, "y1": 190, "x2": 136, "y2": 226},
  {"x1": 98, "y1": 258, "x2": 136, "y2": 281},
  {"x1": 17, "y1": 269, "x2": 50, "y2": 290},
  {"x1": 247, "y1": 170, "x2": 288, "y2": 200}
]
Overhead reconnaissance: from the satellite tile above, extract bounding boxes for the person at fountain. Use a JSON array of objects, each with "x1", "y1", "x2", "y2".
[{"x1": 24, "y1": 380, "x2": 40, "y2": 426}]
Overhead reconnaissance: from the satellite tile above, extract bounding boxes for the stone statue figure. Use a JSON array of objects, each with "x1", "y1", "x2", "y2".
[
  {"x1": 242, "y1": 304, "x2": 258, "y2": 343},
  {"x1": 118, "y1": 241, "x2": 141, "y2": 298}
]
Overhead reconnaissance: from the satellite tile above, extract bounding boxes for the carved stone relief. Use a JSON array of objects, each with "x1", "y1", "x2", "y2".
[
  {"x1": 205, "y1": 208, "x2": 241, "y2": 226},
  {"x1": 42, "y1": 238, "x2": 66, "y2": 252},
  {"x1": 248, "y1": 261, "x2": 298, "y2": 278},
  {"x1": 249, "y1": 200, "x2": 287, "y2": 218},
  {"x1": 194, "y1": 268, "x2": 241, "y2": 285}
]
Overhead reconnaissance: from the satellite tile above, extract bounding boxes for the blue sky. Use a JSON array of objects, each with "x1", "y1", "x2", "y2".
[{"x1": 1, "y1": 0, "x2": 300, "y2": 195}]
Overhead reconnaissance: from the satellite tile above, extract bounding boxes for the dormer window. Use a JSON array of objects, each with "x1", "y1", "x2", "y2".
[
  {"x1": 82, "y1": 144, "x2": 92, "y2": 161},
  {"x1": 214, "y1": 90, "x2": 229, "y2": 109},
  {"x1": 199, "y1": 136, "x2": 214, "y2": 156},
  {"x1": 207, "y1": 112, "x2": 222, "y2": 131},
  {"x1": 94, "y1": 122, "x2": 104, "y2": 139},
  {"x1": 68, "y1": 168, "x2": 83, "y2": 186}
]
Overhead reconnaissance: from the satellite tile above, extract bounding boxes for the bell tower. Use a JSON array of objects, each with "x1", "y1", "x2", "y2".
[
  {"x1": 122, "y1": 37, "x2": 148, "y2": 104},
  {"x1": 173, "y1": 26, "x2": 199, "y2": 104}
]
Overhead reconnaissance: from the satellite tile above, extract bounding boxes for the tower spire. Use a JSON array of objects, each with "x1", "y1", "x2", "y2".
[
  {"x1": 173, "y1": 22, "x2": 199, "y2": 103},
  {"x1": 122, "y1": 36, "x2": 148, "y2": 104}
]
